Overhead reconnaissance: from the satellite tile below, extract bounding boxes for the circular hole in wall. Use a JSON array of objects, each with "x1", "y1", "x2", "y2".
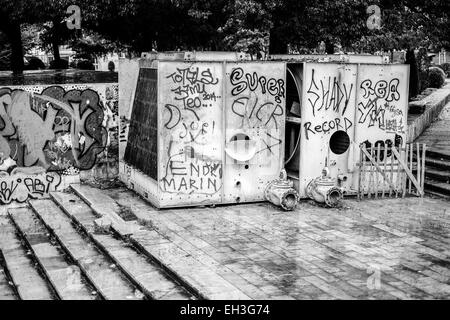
[
  {"x1": 231, "y1": 133, "x2": 250, "y2": 142},
  {"x1": 329, "y1": 130, "x2": 350, "y2": 155},
  {"x1": 244, "y1": 165, "x2": 249, "y2": 169}
]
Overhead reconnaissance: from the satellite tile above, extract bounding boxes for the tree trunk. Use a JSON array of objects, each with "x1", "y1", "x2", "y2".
[
  {"x1": 269, "y1": 29, "x2": 287, "y2": 54},
  {"x1": 52, "y1": 20, "x2": 61, "y2": 62},
  {"x1": 325, "y1": 40, "x2": 334, "y2": 54},
  {"x1": 8, "y1": 23, "x2": 24, "y2": 73}
]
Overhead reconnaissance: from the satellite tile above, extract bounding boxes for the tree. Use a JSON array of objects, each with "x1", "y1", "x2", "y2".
[
  {"x1": 221, "y1": 0, "x2": 277, "y2": 59},
  {"x1": 0, "y1": 0, "x2": 54, "y2": 72}
]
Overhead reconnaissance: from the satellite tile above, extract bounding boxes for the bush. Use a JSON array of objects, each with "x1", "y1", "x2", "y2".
[
  {"x1": 428, "y1": 67, "x2": 446, "y2": 88},
  {"x1": 440, "y1": 63, "x2": 450, "y2": 77},
  {"x1": 49, "y1": 59, "x2": 69, "y2": 69},
  {"x1": 25, "y1": 57, "x2": 46, "y2": 70},
  {"x1": 76, "y1": 59, "x2": 95, "y2": 70}
]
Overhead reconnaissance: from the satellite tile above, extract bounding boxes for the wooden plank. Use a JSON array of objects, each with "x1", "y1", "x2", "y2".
[
  {"x1": 360, "y1": 148, "x2": 397, "y2": 191},
  {"x1": 369, "y1": 145, "x2": 374, "y2": 199},
  {"x1": 375, "y1": 145, "x2": 380, "y2": 199},
  {"x1": 0, "y1": 216, "x2": 55, "y2": 300},
  {"x1": 50, "y1": 192, "x2": 195, "y2": 300},
  {"x1": 395, "y1": 146, "x2": 402, "y2": 198},
  {"x1": 416, "y1": 143, "x2": 421, "y2": 196},
  {"x1": 382, "y1": 146, "x2": 388, "y2": 198},
  {"x1": 28, "y1": 199, "x2": 142, "y2": 300},
  {"x1": 389, "y1": 145, "x2": 395, "y2": 197},
  {"x1": 358, "y1": 147, "x2": 363, "y2": 200},
  {"x1": 8, "y1": 208, "x2": 96, "y2": 300},
  {"x1": 421, "y1": 144, "x2": 426, "y2": 197},
  {"x1": 402, "y1": 144, "x2": 408, "y2": 198},
  {"x1": 362, "y1": 145, "x2": 367, "y2": 199},
  {"x1": 408, "y1": 143, "x2": 413, "y2": 194},
  {"x1": 391, "y1": 147, "x2": 424, "y2": 196}
]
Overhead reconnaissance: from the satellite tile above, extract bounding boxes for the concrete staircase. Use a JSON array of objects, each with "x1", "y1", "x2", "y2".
[
  {"x1": 423, "y1": 150, "x2": 450, "y2": 199},
  {"x1": 414, "y1": 99, "x2": 450, "y2": 200},
  {"x1": 0, "y1": 185, "x2": 198, "y2": 300}
]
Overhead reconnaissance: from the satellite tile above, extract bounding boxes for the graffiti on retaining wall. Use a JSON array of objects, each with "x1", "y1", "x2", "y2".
[
  {"x1": 160, "y1": 63, "x2": 223, "y2": 196},
  {"x1": 0, "y1": 84, "x2": 118, "y2": 203},
  {"x1": 0, "y1": 86, "x2": 107, "y2": 171},
  {"x1": 0, "y1": 167, "x2": 61, "y2": 204}
]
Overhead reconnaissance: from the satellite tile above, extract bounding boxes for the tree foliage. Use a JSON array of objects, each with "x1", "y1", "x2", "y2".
[{"x1": 0, "y1": 0, "x2": 449, "y2": 71}]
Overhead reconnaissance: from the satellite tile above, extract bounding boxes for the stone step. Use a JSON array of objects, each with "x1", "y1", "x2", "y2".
[
  {"x1": 424, "y1": 157, "x2": 450, "y2": 171},
  {"x1": 0, "y1": 215, "x2": 55, "y2": 300},
  {"x1": 425, "y1": 148, "x2": 450, "y2": 162},
  {"x1": 101, "y1": 188, "x2": 251, "y2": 300},
  {"x1": 425, "y1": 189, "x2": 450, "y2": 200},
  {"x1": 8, "y1": 208, "x2": 97, "y2": 300},
  {"x1": 70, "y1": 184, "x2": 144, "y2": 237},
  {"x1": 28, "y1": 199, "x2": 143, "y2": 300},
  {"x1": 424, "y1": 181, "x2": 450, "y2": 197},
  {"x1": 424, "y1": 168, "x2": 450, "y2": 183},
  {"x1": 50, "y1": 191, "x2": 196, "y2": 300},
  {"x1": 0, "y1": 253, "x2": 18, "y2": 300}
]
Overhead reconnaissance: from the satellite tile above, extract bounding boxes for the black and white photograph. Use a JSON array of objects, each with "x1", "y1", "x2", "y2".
[{"x1": 0, "y1": 0, "x2": 449, "y2": 313}]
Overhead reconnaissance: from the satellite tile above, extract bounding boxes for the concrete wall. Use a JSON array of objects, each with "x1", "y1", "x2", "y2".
[{"x1": 0, "y1": 82, "x2": 119, "y2": 203}]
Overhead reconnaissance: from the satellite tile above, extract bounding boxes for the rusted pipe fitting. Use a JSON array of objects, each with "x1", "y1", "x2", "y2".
[
  {"x1": 306, "y1": 168, "x2": 343, "y2": 207},
  {"x1": 265, "y1": 170, "x2": 299, "y2": 211}
]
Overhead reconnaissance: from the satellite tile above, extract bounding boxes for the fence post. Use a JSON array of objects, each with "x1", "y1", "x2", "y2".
[
  {"x1": 421, "y1": 144, "x2": 426, "y2": 197},
  {"x1": 402, "y1": 144, "x2": 408, "y2": 198},
  {"x1": 416, "y1": 142, "x2": 421, "y2": 196}
]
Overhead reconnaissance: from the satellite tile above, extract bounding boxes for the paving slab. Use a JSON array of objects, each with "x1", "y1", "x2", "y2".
[
  {"x1": 104, "y1": 187, "x2": 450, "y2": 300},
  {"x1": 50, "y1": 191, "x2": 196, "y2": 300},
  {"x1": 28, "y1": 199, "x2": 142, "y2": 300},
  {"x1": 67, "y1": 187, "x2": 250, "y2": 299},
  {"x1": 8, "y1": 207, "x2": 97, "y2": 300},
  {"x1": 70, "y1": 184, "x2": 143, "y2": 236},
  {"x1": 0, "y1": 257, "x2": 17, "y2": 300},
  {"x1": 0, "y1": 215, "x2": 55, "y2": 300}
]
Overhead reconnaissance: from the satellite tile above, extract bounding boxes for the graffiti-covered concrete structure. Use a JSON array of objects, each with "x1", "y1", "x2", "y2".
[
  {"x1": 0, "y1": 70, "x2": 119, "y2": 204},
  {"x1": 119, "y1": 52, "x2": 410, "y2": 208},
  {"x1": 119, "y1": 52, "x2": 286, "y2": 208}
]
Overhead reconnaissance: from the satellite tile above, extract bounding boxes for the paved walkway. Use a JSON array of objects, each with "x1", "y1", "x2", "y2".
[
  {"x1": 416, "y1": 99, "x2": 450, "y2": 157},
  {"x1": 1, "y1": 188, "x2": 449, "y2": 300},
  {"x1": 104, "y1": 188, "x2": 450, "y2": 300}
]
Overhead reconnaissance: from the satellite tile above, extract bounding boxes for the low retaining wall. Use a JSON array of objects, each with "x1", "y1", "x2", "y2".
[
  {"x1": 407, "y1": 82, "x2": 450, "y2": 142},
  {"x1": 0, "y1": 70, "x2": 118, "y2": 204}
]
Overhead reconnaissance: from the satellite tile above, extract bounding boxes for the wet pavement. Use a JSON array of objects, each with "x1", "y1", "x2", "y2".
[
  {"x1": 105, "y1": 189, "x2": 450, "y2": 299},
  {"x1": 1, "y1": 189, "x2": 449, "y2": 300}
]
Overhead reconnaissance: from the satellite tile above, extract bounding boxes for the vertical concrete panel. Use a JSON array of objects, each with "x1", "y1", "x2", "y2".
[
  {"x1": 118, "y1": 58, "x2": 140, "y2": 160},
  {"x1": 224, "y1": 62, "x2": 286, "y2": 203},
  {"x1": 353, "y1": 64, "x2": 409, "y2": 192},
  {"x1": 158, "y1": 61, "x2": 224, "y2": 206},
  {"x1": 299, "y1": 63, "x2": 358, "y2": 197}
]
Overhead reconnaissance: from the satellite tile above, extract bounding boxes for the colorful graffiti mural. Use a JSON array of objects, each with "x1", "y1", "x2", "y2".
[{"x1": 0, "y1": 83, "x2": 118, "y2": 203}]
